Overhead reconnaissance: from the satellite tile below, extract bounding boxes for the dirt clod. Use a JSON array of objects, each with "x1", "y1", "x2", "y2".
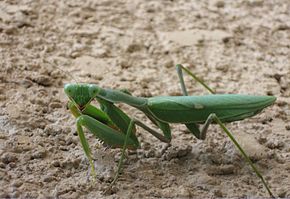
[{"x1": 1, "y1": 153, "x2": 18, "y2": 164}]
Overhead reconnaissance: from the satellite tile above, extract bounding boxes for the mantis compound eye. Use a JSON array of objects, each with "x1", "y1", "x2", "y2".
[
  {"x1": 64, "y1": 84, "x2": 75, "y2": 97},
  {"x1": 88, "y1": 84, "x2": 100, "y2": 97}
]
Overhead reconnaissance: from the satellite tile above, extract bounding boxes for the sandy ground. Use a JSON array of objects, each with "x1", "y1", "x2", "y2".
[{"x1": 0, "y1": 0, "x2": 290, "y2": 198}]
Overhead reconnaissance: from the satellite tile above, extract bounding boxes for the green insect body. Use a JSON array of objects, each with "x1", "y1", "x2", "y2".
[
  {"x1": 64, "y1": 64, "x2": 276, "y2": 197},
  {"x1": 146, "y1": 95, "x2": 276, "y2": 123}
]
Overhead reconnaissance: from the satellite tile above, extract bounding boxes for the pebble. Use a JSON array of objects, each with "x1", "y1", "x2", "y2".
[
  {"x1": 8, "y1": 162, "x2": 17, "y2": 168},
  {"x1": 49, "y1": 102, "x2": 63, "y2": 109},
  {"x1": 206, "y1": 164, "x2": 236, "y2": 175},
  {"x1": 44, "y1": 125, "x2": 61, "y2": 136},
  {"x1": 1, "y1": 152, "x2": 18, "y2": 164},
  {"x1": 126, "y1": 43, "x2": 142, "y2": 53},
  {"x1": 277, "y1": 188, "x2": 287, "y2": 198},
  {"x1": 215, "y1": 1, "x2": 225, "y2": 8},
  {"x1": 52, "y1": 160, "x2": 61, "y2": 167},
  {"x1": 43, "y1": 175, "x2": 56, "y2": 183},
  {"x1": 162, "y1": 145, "x2": 192, "y2": 160},
  {"x1": 213, "y1": 189, "x2": 223, "y2": 197},
  {"x1": 266, "y1": 140, "x2": 285, "y2": 149},
  {"x1": 10, "y1": 190, "x2": 20, "y2": 198},
  {"x1": 119, "y1": 58, "x2": 132, "y2": 69},
  {"x1": 102, "y1": 185, "x2": 118, "y2": 195},
  {"x1": 30, "y1": 75, "x2": 52, "y2": 86},
  {"x1": 163, "y1": 59, "x2": 174, "y2": 68},
  {"x1": 0, "y1": 163, "x2": 6, "y2": 168},
  {"x1": 31, "y1": 149, "x2": 46, "y2": 159},
  {"x1": 60, "y1": 158, "x2": 80, "y2": 169},
  {"x1": 11, "y1": 180, "x2": 23, "y2": 188},
  {"x1": 21, "y1": 79, "x2": 33, "y2": 88}
]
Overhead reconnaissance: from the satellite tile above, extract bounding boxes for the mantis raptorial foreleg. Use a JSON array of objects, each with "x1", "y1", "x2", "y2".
[
  {"x1": 71, "y1": 99, "x2": 170, "y2": 186},
  {"x1": 76, "y1": 115, "x2": 138, "y2": 179}
]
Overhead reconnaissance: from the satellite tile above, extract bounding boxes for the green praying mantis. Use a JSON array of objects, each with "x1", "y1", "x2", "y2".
[{"x1": 64, "y1": 64, "x2": 276, "y2": 197}]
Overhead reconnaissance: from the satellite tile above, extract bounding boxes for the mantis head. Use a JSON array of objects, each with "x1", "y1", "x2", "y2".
[{"x1": 64, "y1": 83, "x2": 100, "y2": 111}]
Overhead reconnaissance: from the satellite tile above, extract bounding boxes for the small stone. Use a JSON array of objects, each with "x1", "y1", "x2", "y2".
[
  {"x1": 49, "y1": 102, "x2": 62, "y2": 109},
  {"x1": 163, "y1": 60, "x2": 174, "y2": 68},
  {"x1": 31, "y1": 75, "x2": 52, "y2": 86},
  {"x1": 4, "y1": 26, "x2": 18, "y2": 35},
  {"x1": 23, "y1": 41, "x2": 33, "y2": 49},
  {"x1": 31, "y1": 149, "x2": 46, "y2": 159},
  {"x1": 21, "y1": 79, "x2": 33, "y2": 88},
  {"x1": 1, "y1": 153, "x2": 18, "y2": 164},
  {"x1": 119, "y1": 59, "x2": 131, "y2": 69},
  {"x1": 213, "y1": 189, "x2": 223, "y2": 197},
  {"x1": 144, "y1": 149, "x2": 155, "y2": 158},
  {"x1": 43, "y1": 175, "x2": 56, "y2": 182},
  {"x1": 12, "y1": 180, "x2": 23, "y2": 188},
  {"x1": 102, "y1": 185, "x2": 118, "y2": 195},
  {"x1": 61, "y1": 158, "x2": 76, "y2": 169},
  {"x1": 162, "y1": 145, "x2": 192, "y2": 160},
  {"x1": 126, "y1": 43, "x2": 142, "y2": 53},
  {"x1": 266, "y1": 140, "x2": 285, "y2": 149},
  {"x1": 70, "y1": 51, "x2": 81, "y2": 58},
  {"x1": 277, "y1": 188, "x2": 286, "y2": 198},
  {"x1": 215, "y1": 0, "x2": 225, "y2": 8},
  {"x1": 257, "y1": 135, "x2": 267, "y2": 144},
  {"x1": 92, "y1": 48, "x2": 108, "y2": 57},
  {"x1": 0, "y1": 193, "x2": 9, "y2": 198},
  {"x1": 72, "y1": 158, "x2": 81, "y2": 169},
  {"x1": 207, "y1": 164, "x2": 236, "y2": 175},
  {"x1": 11, "y1": 191, "x2": 20, "y2": 198},
  {"x1": 52, "y1": 160, "x2": 60, "y2": 167},
  {"x1": 9, "y1": 162, "x2": 17, "y2": 168},
  {"x1": 59, "y1": 146, "x2": 69, "y2": 151},
  {"x1": 215, "y1": 63, "x2": 229, "y2": 72}
]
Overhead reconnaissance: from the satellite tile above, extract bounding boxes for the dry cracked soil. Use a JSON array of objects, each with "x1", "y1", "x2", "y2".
[{"x1": 0, "y1": 0, "x2": 290, "y2": 198}]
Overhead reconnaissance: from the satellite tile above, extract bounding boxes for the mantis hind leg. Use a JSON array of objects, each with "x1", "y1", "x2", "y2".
[
  {"x1": 185, "y1": 114, "x2": 214, "y2": 140},
  {"x1": 176, "y1": 64, "x2": 215, "y2": 95},
  {"x1": 176, "y1": 64, "x2": 215, "y2": 139},
  {"x1": 199, "y1": 113, "x2": 274, "y2": 197}
]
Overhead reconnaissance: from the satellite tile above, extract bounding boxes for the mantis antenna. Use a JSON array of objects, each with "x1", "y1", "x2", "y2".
[{"x1": 44, "y1": 59, "x2": 80, "y2": 84}]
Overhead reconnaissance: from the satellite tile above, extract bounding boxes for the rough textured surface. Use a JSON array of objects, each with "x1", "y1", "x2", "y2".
[{"x1": 0, "y1": 0, "x2": 289, "y2": 198}]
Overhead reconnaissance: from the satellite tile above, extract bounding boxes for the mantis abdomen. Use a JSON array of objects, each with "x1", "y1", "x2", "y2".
[{"x1": 147, "y1": 94, "x2": 276, "y2": 123}]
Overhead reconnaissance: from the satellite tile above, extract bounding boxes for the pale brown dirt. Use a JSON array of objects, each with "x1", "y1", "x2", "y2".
[{"x1": 0, "y1": 0, "x2": 290, "y2": 198}]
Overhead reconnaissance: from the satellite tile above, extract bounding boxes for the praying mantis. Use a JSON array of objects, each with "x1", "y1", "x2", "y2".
[{"x1": 64, "y1": 64, "x2": 276, "y2": 197}]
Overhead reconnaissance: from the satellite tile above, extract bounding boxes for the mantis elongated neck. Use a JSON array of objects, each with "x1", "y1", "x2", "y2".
[{"x1": 97, "y1": 88, "x2": 147, "y2": 107}]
